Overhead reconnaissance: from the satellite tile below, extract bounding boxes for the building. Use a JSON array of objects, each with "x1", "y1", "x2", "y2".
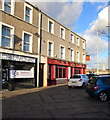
[
  {"x1": 0, "y1": 0, "x2": 87, "y2": 89},
  {"x1": 0, "y1": 0, "x2": 40, "y2": 89},
  {"x1": 40, "y1": 12, "x2": 86, "y2": 86}
]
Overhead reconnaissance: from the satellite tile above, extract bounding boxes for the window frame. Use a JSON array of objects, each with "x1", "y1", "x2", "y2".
[
  {"x1": 77, "y1": 36, "x2": 80, "y2": 46},
  {"x1": 76, "y1": 51, "x2": 80, "y2": 63},
  {"x1": 2, "y1": 0, "x2": 15, "y2": 15},
  {"x1": 48, "y1": 41, "x2": 54, "y2": 57},
  {"x1": 60, "y1": 26, "x2": 65, "y2": 39},
  {"x1": 48, "y1": 19, "x2": 54, "y2": 34},
  {"x1": 24, "y1": 3, "x2": 33, "y2": 24},
  {"x1": 70, "y1": 48, "x2": 74, "y2": 61},
  {"x1": 70, "y1": 33, "x2": 74, "y2": 44},
  {"x1": 83, "y1": 40, "x2": 86, "y2": 49},
  {"x1": 60, "y1": 45, "x2": 65, "y2": 59},
  {"x1": 56, "y1": 66, "x2": 66, "y2": 78},
  {"x1": 82, "y1": 53, "x2": 85, "y2": 64},
  {"x1": 0, "y1": 22, "x2": 14, "y2": 49},
  {"x1": 22, "y1": 31, "x2": 33, "y2": 53}
]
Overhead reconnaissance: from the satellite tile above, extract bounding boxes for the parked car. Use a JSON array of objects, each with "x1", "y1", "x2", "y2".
[
  {"x1": 85, "y1": 75, "x2": 110, "y2": 101},
  {"x1": 86, "y1": 73, "x2": 98, "y2": 80},
  {"x1": 68, "y1": 74, "x2": 89, "y2": 88}
]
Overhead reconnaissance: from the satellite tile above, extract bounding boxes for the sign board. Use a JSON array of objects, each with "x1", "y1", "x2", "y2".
[
  {"x1": 1, "y1": 53, "x2": 36, "y2": 63},
  {"x1": 86, "y1": 55, "x2": 90, "y2": 61},
  {"x1": 10, "y1": 70, "x2": 34, "y2": 78}
]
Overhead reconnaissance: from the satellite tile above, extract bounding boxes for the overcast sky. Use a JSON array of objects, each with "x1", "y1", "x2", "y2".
[{"x1": 27, "y1": 0, "x2": 109, "y2": 69}]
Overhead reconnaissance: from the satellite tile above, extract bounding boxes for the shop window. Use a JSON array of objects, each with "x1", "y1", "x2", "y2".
[
  {"x1": 24, "y1": 3, "x2": 33, "y2": 23},
  {"x1": 1, "y1": 24, "x2": 14, "y2": 48},
  {"x1": 22, "y1": 31, "x2": 33, "y2": 52},
  {"x1": 75, "y1": 69, "x2": 80, "y2": 74},
  {"x1": 56, "y1": 66, "x2": 66, "y2": 78}
]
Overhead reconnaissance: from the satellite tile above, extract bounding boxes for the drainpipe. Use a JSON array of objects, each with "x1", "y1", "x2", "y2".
[{"x1": 37, "y1": 10, "x2": 42, "y2": 87}]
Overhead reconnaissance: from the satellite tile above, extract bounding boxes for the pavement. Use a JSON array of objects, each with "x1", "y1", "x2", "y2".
[{"x1": 1, "y1": 84, "x2": 110, "y2": 119}]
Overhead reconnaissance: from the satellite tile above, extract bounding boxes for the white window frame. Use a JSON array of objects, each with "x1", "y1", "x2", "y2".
[
  {"x1": 77, "y1": 36, "x2": 80, "y2": 46},
  {"x1": 70, "y1": 33, "x2": 74, "y2": 44},
  {"x1": 48, "y1": 19, "x2": 54, "y2": 34},
  {"x1": 82, "y1": 54, "x2": 86, "y2": 64},
  {"x1": 83, "y1": 40, "x2": 85, "y2": 49},
  {"x1": 24, "y1": 3, "x2": 33, "y2": 24},
  {"x1": 47, "y1": 41, "x2": 54, "y2": 57},
  {"x1": 0, "y1": 22, "x2": 14, "y2": 49},
  {"x1": 60, "y1": 45, "x2": 65, "y2": 59},
  {"x1": 70, "y1": 48, "x2": 74, "y2": 61},
  {"x1": 76, "y1": 51, "x2": 80, "y2": 63},
  {"x1": 60, "y1": 26, "x2": 65, "y2": 39},
  {"x1": 22, "y1": 31, "x2": 33, "y2": 53},
  {"x1": 2, "y1": 0, "x2": 15, "y2": 15}
]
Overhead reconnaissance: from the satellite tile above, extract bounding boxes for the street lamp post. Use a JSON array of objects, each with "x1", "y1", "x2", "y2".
[{"x1": 96, "y1": 29, "x2": 99, "y2": 75}]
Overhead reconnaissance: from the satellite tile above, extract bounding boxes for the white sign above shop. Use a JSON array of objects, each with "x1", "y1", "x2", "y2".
[
  {"x1": 10, "y1": 70, "x2": 34, "y2": 78},
  {"x1": 1, "y1": 53, "x2": 36, "y2": 63}
]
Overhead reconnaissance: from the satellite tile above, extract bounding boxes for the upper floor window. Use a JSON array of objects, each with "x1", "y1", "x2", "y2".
[
  {"x1": 70, "y1": 49, "x2": 74, "y2": 61},
  {"x1": 60, "y1": 46, "x2": 65, "y2": 59},
  {"x1": 48, "y1": 20, "x2": 54, "y2": 34},
  {"x1": 24, "y1": 3, "x2": 33, "y2": 23},
  {"x1": 83, "y1": 54, "x2": 86, "y2": 64},
  {"x1": 76, "y1": 51, "x2": 80, "y2": 63},
  {"x1": 1, "y1": 24, "x2": 14, "y2": 48},
  {"x1": 48, "y1": 41, "x2": 54, "y2": 57},
  {"x1": 60, "y1": 27, "x2": 65, "y2": 39},
  {"x1": 70, "y1": 34, "x2": 74, "y2": 44},
  {"x1": 22, "y1": 32, "x2": 33, "y2": 52},
  {"x1": 4, "y1": 0, "x2": 11, "y2": 13},
  {"x1": 77, "y1": 37, "x2": 80, "y2": 46},
  {"x1": 83, "y1": 40, "x2": 85, "y2": 49},
  {"x1": 3, "y1": 0, "x2": 14, "y2": 14}
]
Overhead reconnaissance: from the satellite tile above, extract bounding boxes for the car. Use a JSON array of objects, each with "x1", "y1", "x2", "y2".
[
  {"x1": 85, "y1": 75, "x2": 110, "y2": 101},
  {"x1": 68, "y1": 74, "x2": 89, "y2": 88},
  {"x1": 86, "y1": 73, "x2": 98, "y2": 80}
]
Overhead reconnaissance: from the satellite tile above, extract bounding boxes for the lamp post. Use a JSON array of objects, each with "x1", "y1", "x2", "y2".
[
  {"x1": 96, "y1": 25, "x2": 109, "y2": 75},
  {"x1": 96, "y1": 28, "x2": 99, "y2": 75}
]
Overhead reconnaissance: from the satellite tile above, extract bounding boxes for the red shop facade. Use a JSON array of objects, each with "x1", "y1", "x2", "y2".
[{"x1": 47, "y1": 58, "x2": 86, "y2": 86}]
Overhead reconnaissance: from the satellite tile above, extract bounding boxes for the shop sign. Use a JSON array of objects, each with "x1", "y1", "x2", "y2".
[
  {"x1": 48, "y1": 59, "x2": 70, "y2": 66},
  {"x1": 10, "y1": 70, "x2": 34, "y2": 78},
  {"x1": 1, "y1": 53, "x2": 36, "y2": 63}
]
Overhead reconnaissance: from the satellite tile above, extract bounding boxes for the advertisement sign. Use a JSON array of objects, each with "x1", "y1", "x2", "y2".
[
  {"x1": 10, "y1": 70, "x2": 34, "y2": 78},
  {"x1": 1, "y1": 53, "x2": 36, "y2": 63}
]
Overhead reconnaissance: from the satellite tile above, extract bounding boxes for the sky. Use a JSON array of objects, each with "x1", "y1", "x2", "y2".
[{"x1": 27, "y1": 0, "x2": 109, "y2": 70}]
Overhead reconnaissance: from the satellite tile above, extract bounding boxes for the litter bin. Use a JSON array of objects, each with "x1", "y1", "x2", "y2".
[{"x1": 8, "y1": 81, "x2": 15, "y2": 91}]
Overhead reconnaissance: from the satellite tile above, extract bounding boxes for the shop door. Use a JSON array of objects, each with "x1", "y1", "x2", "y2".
[
  {"x1": 39, "y1": 63, "x2": 44, "y2": 87},
  {"x1": 48, "y1": 65, "x2": 52, "y2": 86}
]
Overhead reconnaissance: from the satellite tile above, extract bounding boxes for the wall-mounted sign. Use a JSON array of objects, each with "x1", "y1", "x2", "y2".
[
  {"x1": 1, "y1": 53, "x2": 36, "y2": 63},
  {"x1": 10, "y1": 70, "x2": 34, "y2": 78},
  {"x1": 86, "y1": 55, "x2": 90, "y2": 61},
  {"x1": 48, "y1": 58, "x2": 86, "y2": 68}
]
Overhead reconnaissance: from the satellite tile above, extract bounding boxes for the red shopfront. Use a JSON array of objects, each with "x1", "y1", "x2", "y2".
[{"x1": 47, "y1": 58, "x2": 86, "y2": 86}]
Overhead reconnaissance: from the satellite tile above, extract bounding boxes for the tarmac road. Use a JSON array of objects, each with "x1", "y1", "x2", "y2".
[{"x1": 2, "y1": 85, "x2": 110, "y2": 119}]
